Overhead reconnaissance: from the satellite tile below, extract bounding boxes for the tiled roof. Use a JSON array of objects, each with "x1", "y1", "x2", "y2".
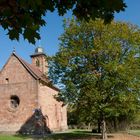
[{"x1": 13, "y1": 53, "x2": 59, "y2": 91}]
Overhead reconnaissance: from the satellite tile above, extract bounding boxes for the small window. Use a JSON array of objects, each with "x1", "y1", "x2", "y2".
[
  {"x1": 36, "y1": 59, "x2": 40, "y2": 67},
  {"x1": 10, "y1": 95, "x2": 20, "y2": 109},
  {"x1": 5, "y1": 78, "x2": 9, "y2": 84}
]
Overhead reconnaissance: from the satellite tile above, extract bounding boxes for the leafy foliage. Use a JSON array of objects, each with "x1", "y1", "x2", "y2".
[
  {"x1": 49, "y1": 19, "x2": 140, "y2": 130},
  {"x1": 0, "y1": 0, "x2": 126, "y2": 43}
]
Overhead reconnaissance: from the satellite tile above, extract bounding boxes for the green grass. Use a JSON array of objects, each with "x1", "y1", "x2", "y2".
[
  {"x1": 0, "y1": 130, "x2": 101, "y2": 140},
  {"x1": 0, "y1": 134, "x2": 25, "y2": 140},
  {"x1": 128, "y1": 130, "x2": 140, "y2": 137}
]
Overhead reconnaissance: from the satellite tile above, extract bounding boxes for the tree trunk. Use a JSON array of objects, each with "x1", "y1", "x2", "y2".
[
  {"x1": 102, "y1": 119, "x2": 107, "y2": 140},
  {"x1": 88, "y1": 123, "x2": 91, "y2": 130},
  {"x1": 113, "y1": 117, "x2": 117, "y2": 131}
]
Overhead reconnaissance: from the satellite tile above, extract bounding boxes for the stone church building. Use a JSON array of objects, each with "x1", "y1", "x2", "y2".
[{"x1": 0, "y1": 47, "x2": 67, "y2": 134}]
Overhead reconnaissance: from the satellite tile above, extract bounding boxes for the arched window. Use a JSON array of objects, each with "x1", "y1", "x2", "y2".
[
  {"x1": 36, "y1": 59, "x2": 40, "y2": 67},
  {"x1": 10, "y1": 95, "x2": 20, "y2": 109}
]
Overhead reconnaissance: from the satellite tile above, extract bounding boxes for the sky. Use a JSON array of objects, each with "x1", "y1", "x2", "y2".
[{"x1": 0, "y1": 0, "x2": 140, "y2": 69}]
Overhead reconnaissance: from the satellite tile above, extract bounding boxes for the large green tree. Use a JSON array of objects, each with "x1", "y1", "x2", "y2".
[
  {"x1": 0, "y1": 0, "x2": 126, "y2": 43},
  {"x1": 49, "y1": 19, "x2": 140, "y2": 139}
]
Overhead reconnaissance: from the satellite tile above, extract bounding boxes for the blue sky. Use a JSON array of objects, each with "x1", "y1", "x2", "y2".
[{"x1": 0, "y1": 0, "x2": 139, "y2": 68}]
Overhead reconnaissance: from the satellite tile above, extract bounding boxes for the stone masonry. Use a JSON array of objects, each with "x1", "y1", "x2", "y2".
[{"x1": 0, "y1": 47, "x2": 67, "y2": 134}]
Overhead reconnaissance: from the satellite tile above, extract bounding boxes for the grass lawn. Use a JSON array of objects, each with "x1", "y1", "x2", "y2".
[
  {"x1": 128, "y1": 129, "x2": 140, "y2": 137},
  {"x1": 0, "y1": 130, "x2": 101, "y2": 140},
  {"x1": 0, "y1": 134, "x2": 26, "y2": 140},
  {"x1": 1, "y1": 129, "x2": 139, "y2": 140}
]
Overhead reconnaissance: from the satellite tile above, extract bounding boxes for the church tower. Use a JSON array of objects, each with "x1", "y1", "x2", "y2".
[{"x1": 30, "y1": 47, "x2": 48, "y2": 74}]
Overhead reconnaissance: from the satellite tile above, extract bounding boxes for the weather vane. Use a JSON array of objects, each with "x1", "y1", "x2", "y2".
[{"x1": 13, "y1": 46, "x2": 16, "y2": 53}]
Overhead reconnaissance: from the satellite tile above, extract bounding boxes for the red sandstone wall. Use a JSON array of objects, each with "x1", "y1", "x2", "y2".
[
  {"x1": 0, "y1": 55, "x2": 34, "y2": 84},
  {"x1": 38, "y1": 83, "x2": 68, "y2": 131},
  {"x1": 0, "y1": 54, "x2": 67, "y2": 132},
  {"x1": 0, "y1": 55, "x2": 38, "y2": 132},
  {"x1": 31, "y1": 55, "x2": 48, "y2": 74}
]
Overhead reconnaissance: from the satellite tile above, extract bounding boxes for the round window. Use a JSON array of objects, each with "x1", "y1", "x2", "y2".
[{"x1": 10, "y1": 95, "x2": 20, "y2": 109}]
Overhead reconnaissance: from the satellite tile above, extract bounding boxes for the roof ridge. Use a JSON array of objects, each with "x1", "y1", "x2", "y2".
[
  {"x1": 12, "y1": 52, "x2": 59, "y2": 91},
  {"x1": 13, "y1": 53, "x2": 40, "y2": 79}
]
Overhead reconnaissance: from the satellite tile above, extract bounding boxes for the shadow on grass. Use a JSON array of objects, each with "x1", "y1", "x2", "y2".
[
  {"x1": 14, "y1": 130, "x2": 105, "y2": 140},
  {"x1": 14, "y1": 130, "x2": 116, "y2": 140}
]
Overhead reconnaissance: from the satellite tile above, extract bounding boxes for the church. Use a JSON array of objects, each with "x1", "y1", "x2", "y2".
[{"x1": 0, "y1": 47, "x2": 67, "y2": 134}]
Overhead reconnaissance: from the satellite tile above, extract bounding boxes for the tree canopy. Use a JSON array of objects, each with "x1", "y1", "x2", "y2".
[
  {"x1": 49, "y1": 19, "x2": 140, "y2": 139},
  {"x1": 0, "y1": 0, "x2": 126, "y2": 44}
]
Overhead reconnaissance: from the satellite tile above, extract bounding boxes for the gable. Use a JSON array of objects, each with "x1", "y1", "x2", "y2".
[
  {"x1": 0, "y1": 53, "x2": 59, "y2": 91},
  {"x1": 0, "y1": 54, "x2": 35, "y2": 84}
]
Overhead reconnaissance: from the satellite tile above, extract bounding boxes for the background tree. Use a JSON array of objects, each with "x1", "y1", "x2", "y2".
[
  {"x1": 0, "y1": 0, "x2": 126, "y2": 43},
  {"x1": 49, "y1": 19, "x2": 140, "y2": 139}
]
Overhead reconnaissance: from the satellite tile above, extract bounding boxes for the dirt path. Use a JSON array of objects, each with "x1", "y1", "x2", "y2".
[
  {"x1": 108, "y1": 133, "x2": 140, "y2": 140},
  {"x1": 88, "y1": 133, "x2": 140, "y2": 140}
]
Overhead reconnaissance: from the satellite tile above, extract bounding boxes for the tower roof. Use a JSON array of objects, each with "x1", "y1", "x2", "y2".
[
  {"x1": 30, "y1": 47, "x2": 46, "y2": 57},
  {"x1": 35, "y1": 47, "x2": 44, "y2": 53}
]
